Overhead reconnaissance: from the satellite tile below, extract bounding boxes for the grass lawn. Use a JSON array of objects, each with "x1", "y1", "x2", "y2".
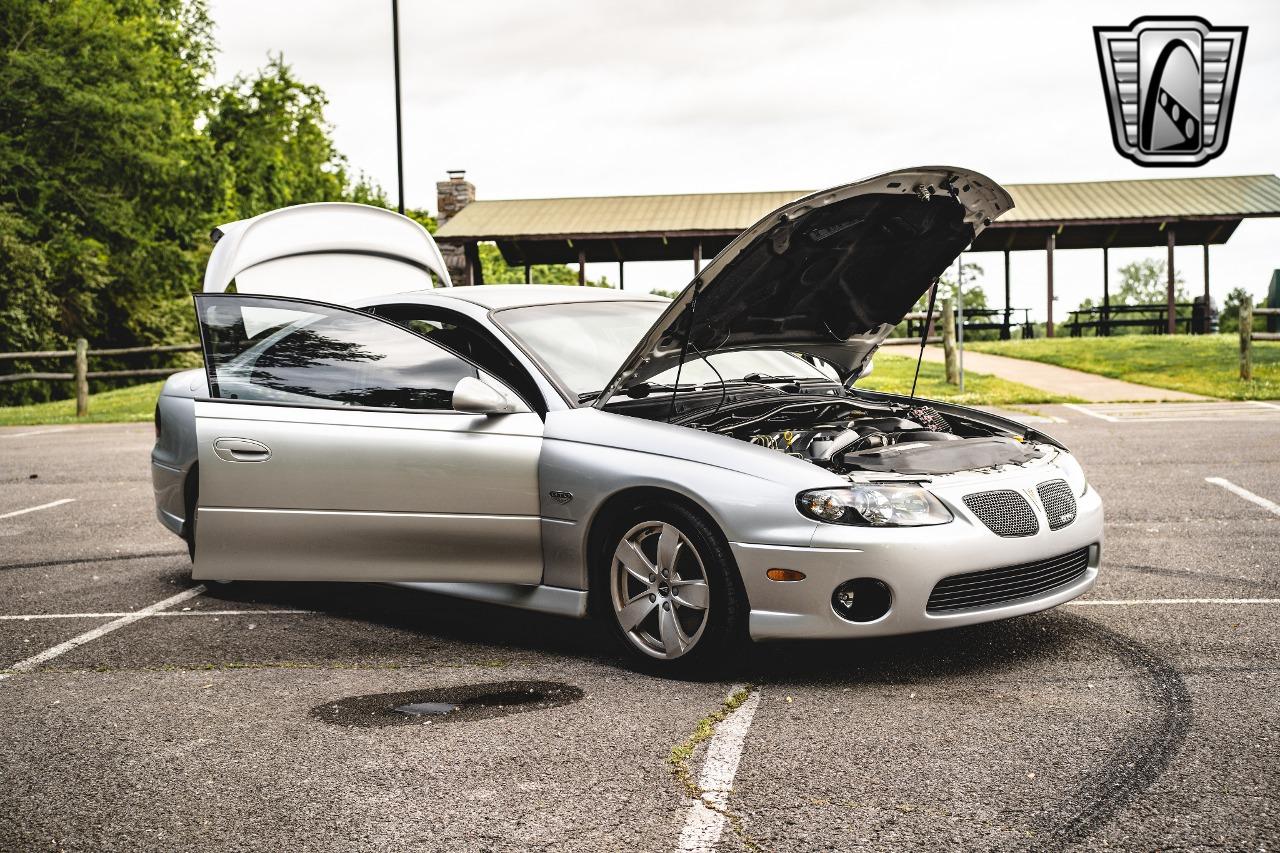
[
  {"x1": 967, "y1": 335, "x2": 1280, "y2": 400},
  {"x1": 0, "y1": 381, "x2": 164, "y2": 427},
  {"x1": 858, "y1": 354, "x2": 1078, "y2": 406}
]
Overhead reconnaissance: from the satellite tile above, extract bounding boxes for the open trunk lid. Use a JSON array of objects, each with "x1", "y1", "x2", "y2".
[{"x1": 203, "y1": 202, "x2": 452, "y2": 302}]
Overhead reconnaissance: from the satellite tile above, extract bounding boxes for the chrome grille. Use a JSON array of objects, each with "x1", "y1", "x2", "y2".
[
  {"x1": 963, "y1": 490, "x2": 1039, "y2": 537},
  {"x1": 1037, "y1": 479, "x2": 1078, "y2": 531},
  {"x1": 926, "y1": 547, "x2": 1091, "y2": 613}
]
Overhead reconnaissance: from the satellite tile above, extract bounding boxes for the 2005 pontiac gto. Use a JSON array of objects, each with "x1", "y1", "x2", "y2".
[{"x1": 152, "y1": 167, "x2": 1101, "y2": 674}]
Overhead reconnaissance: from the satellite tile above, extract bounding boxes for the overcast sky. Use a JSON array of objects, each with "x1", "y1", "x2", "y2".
[{"x1": 208, "y1": 0, "x2": 1279, "y2": 316}]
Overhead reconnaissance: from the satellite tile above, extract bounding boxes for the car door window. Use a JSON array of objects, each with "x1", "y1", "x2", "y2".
[
  {"x1": 195, "y1": 295, "x2": 478, "y2": 411},
  {"x1": 370, "y1": 303, "x2": 544, "y2": 413}
]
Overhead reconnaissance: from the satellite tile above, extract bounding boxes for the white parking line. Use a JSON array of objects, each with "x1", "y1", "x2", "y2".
[
  {"x1": 1250, "y1": 401, "x2": 1280, "y2": 411},
  {"x1": 1069, "y1": 598, "x2": 1280, "y2": 606},
  {"x1": 0, "y1": 428, "x2": 73, "y2": 439},
  {"x1": 676, "y1": 687, "x2": 762, "y2": 853},
  {"x1": 1205, "y1": 477, "x2": 1280, "y2": 517},
  {"x1": 0, "y1": 609, "x2": 312, "y2": 621},
  {"x1": 7, "y1": 586, "x2": 205, "y2": 673},
  {"x1": 0, "y1": 498, "x2": 76, "y2": 520},
  {"x1": 1062, "y1": 403, "x2": 1118, "y2": 422}
]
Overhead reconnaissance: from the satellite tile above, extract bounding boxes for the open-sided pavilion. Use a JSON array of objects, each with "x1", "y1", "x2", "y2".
[{"x1": 434, "y1": 173, "x2": 1280, "y2": 337}]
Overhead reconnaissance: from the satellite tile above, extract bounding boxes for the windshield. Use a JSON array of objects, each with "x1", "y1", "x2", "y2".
[{"x1": 492, "y1": 301, "x2": 833, "y2": 398}]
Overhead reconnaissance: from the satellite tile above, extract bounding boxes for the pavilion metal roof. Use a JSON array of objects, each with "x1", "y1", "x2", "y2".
[{"x1": 434, "y1": 174, "x2": 1280, "y2": 264}]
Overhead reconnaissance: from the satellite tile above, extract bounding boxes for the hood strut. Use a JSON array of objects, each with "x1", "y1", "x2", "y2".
[
  {"x1": 909, "y1": 279, "x2": 940, "y2": 402},
  {"x1": 665, "y1": 278, "x2": 704, "y2": 422}
]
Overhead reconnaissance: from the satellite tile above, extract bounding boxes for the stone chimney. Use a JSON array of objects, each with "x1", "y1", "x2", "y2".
[{"x1": 436, "y1": 170, "x2": 476, "y2": 286}]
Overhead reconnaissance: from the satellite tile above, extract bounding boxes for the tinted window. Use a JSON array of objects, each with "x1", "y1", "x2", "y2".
[
  {"x1": 370, "y1": 303, "x2": 543, "y2": 412},
  {"x1": 196, "y1": 295, "x2": 477, "y2": 410}
]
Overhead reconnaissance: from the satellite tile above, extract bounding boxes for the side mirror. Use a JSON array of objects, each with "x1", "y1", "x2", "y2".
[{"x1": 452, "y1": 376, "x2": 524, "y2": 415}]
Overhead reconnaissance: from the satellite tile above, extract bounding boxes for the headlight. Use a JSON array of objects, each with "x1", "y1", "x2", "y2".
[
  {"x1": 1056, "y1": 452, "x2": 1088, "y2": 497},
  {"x1": 797, "y1": 485, "x2": 953, "y2": 527}
]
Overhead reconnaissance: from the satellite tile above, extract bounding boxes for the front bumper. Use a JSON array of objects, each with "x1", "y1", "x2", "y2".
[{"x1": 735, "y1": 479, "x2": 1103, "y2": 641}]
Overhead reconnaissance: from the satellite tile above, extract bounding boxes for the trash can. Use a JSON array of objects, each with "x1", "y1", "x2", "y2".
[{"x1": 1191, "y1": 296, "x2": 1217, "y2": 335}]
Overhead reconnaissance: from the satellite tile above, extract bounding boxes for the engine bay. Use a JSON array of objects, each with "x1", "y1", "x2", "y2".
[{"x1": 668, "y1": 392, "x2": 1047, "y2": 477}]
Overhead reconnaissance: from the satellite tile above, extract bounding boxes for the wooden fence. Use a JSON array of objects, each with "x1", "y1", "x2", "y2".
[
  {"x1": 0, "y1": 339, "x2": 200, "y2": 416},
  {"x1": 1239, "y1": 305, "x2": 1280, "y2": 381}
]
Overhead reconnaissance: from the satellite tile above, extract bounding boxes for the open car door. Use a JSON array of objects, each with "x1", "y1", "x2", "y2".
[{"x1": 190, "y1": 294, "x2": 543, "y2": 584}]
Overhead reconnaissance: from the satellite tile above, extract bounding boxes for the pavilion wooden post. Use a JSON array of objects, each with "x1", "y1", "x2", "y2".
[
  {"x1": 1003, "y1": 250, "x2": 1011, "y2": 340},
  {"x1": 74, "y1": 338, "x2": 89, "y2": 418},
  {"x1": 1045, "y1": 232, "x2": 1056, "y2": 338},
  {"x1": 523, "y1": 263, "x2": 531, "y2": 284},
  {"x1": 1166, "y1": 227, "x2": 1177, "y2": 334},
  {"x1": 578, "y1": 249, "x2": 586, "y2": 286},
  {"x1": 1102, "y1": 247, "x2": 1110, "y2": 337},
  {"x1": 1239, "y1": 302, "x2": 1253, "y2": 381},
  {"x1": 618, "y1": 260, "x2": 624, "y2": 290},
  {"x1": 693, "y1": 241, "x2": 703, "y2": 275},
  {"x1": 1203, "y1": 244, "x2": 1210, "y2": 304}
]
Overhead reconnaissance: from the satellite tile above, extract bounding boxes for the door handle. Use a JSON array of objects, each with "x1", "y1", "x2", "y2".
[{"x1": 212, "y1": 437, "x2": 271, "y2": 463}]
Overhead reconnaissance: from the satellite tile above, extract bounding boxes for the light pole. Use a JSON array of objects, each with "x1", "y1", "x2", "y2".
[
  {"x1": 957, "y1": 253, "x2": 965, "y2": 393},
  {"x1": 391, "y1": 0, "x2": 405, "y2": 215}
]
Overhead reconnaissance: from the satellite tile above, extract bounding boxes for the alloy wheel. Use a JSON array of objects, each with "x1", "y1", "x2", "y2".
[{"x1": 610, "y1": 521, "x2": 710, "y2": 660}]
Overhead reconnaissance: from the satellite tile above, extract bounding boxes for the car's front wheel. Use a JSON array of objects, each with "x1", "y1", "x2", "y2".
[{"x1": 599, "y1": 503, "x2": 746, "y2": 676}]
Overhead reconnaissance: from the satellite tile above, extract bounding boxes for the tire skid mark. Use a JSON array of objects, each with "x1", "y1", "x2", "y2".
[
  {"x1": 1011, "y1": 615, "x2": 1192, "y2": 851},
  {"x1": 0, "y1": 550, "x2": 184, "y2": 573},
  {"x1": 1112, "y1": 562, "x2": 1278, "y2": 592}
]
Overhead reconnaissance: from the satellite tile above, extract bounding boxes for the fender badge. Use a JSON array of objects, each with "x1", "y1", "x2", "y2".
[{"x1": 549, "y1": 490, "x2": 574, "y2": 505}]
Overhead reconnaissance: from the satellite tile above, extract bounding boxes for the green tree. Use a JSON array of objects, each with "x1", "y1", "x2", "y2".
[
  {"x1": 0, "y1": 3, "x2": 395, "y2": 404},
  {"x1": 203, "y1": 55, "x2": 385, "y2": 221},
  {"x1": 1112, "y1": 258, "x2": 1187, "y2": 305},
  {"x1": 1218, "y1": 286, "x2": 1259, "y2": 334},
  {"x1": 0, "y1": 0, "x2": 222, "y2": 401},
  {"x1": 404, "y1": 208, "x2": 438, "y2": 233}
]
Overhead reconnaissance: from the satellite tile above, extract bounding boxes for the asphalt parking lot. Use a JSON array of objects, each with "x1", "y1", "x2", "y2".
[{"x1": 1, "y1": 403, "x2": 1278, "y2": 852}]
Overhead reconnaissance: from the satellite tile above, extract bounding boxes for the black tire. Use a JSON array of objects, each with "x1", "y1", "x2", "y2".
[{"x1": 593, "y1": 501, "x2": 747, "y2": 678}]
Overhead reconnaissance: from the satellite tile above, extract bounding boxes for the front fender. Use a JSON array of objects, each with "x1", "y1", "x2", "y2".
[{"x1": 539, "y1": 409, "x2": 827, "y2": 590}]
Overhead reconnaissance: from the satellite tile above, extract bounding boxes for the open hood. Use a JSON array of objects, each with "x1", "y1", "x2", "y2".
[
  {"x1": 203, "y1": 202, "x2": 452, "y2": 302},
  {"x1": 594, "y1": 167, "x2": 1012, "y2": 407}
]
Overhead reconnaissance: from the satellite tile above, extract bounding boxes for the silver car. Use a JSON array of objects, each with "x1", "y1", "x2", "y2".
[{"x1": 152, "y1": 167, "x2": 1102, "y2": 674}]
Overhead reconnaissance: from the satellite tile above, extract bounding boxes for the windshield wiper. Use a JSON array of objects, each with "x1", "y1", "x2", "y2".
[
  {"x1": 742, "y1": 372, "x2": 802, "y2": 383},
  {"x1": 578, "y1": 382, "x2": 702, "y2": 403}
]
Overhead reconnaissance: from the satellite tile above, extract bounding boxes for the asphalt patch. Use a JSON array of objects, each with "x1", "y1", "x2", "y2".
[{"x1": 309, "y1": 680, "x2": 584, "y2": 727}]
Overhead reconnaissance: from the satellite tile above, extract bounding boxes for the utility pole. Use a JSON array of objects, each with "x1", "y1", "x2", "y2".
[{"x1": 391, "y1": 0, "x2": 405, "y2": 215}]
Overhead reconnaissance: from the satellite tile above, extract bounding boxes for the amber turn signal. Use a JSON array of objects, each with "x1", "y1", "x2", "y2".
[{"x1": 766, "y1": 568, "x2": 806, "y2": 582}]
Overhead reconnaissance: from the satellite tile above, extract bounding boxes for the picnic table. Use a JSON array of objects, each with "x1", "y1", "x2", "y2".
[
  {"x1": 1066, "y1": 301, "x2": 1214, "y2": 336},
  {"x1": 903, "y1": 307, "x2": 1034, "y2": 340}
]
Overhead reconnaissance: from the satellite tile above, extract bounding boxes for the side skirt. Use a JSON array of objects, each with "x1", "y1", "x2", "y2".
[{"x1": 388, "y1": 581, "x2": 589, "y2": 619}]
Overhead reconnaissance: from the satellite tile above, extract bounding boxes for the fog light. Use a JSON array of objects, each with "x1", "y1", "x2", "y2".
[
  {"x1": 831, "y1": 578, "x2": 892, "y2": 623},
  {"x1": 767, "y1": 568, "x2": 806, "y2": 582}
]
